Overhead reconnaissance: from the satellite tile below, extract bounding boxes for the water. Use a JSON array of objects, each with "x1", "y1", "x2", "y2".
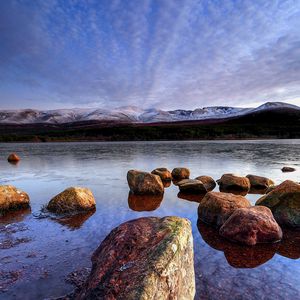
[{"x1": 0, "y1": 140, "x2": 299, "y2": 300}]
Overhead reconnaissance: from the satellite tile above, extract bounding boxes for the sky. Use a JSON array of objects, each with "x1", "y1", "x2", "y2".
[{"x1": 0, "y1": 0, "x2": 300, "y2": 110}]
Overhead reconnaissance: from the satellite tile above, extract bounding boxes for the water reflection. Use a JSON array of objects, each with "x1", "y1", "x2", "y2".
[
  {"x1": 249, "y1": 187, "x2": 268, "y2": 195},
  {"x1": 128, "y1": 193, "x2": 163, "y2": 211},
  {"x1": 277, "y1": 228, "x2": 300, "y2": 259},
  {"x1": 162, "y1": 180, "x2": 171, "y2": 188},
  {"x1": 219, "y1": 187, "x2": 248, "y2": 196},
  {"x1": 177, "y1": 192, "x2": 205, "y2": 203},
  {"x1": 0, "y1": 208, "x2": 31, "y2": 224},
  {"x1": 197, "y1": 220, "x2": 278, "y2": 268}
]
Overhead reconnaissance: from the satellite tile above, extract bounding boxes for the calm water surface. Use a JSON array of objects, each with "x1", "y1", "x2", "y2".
[{"x1": 0, "y1": 140, "x2": 300, "y2": 300}]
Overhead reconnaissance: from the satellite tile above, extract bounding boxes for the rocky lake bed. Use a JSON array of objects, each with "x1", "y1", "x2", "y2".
[{"x1": 0, "y1": 140, "x2": 300, "y2": 299}]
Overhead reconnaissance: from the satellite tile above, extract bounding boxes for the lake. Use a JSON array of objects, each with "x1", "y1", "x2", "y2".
[{"x1": 0, "y1": 140, "x2": 300, "y2": 300}]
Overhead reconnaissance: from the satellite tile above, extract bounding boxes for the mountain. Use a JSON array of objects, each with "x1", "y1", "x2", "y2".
[{"x1": 0, "y1": 102, "x2": 299, "y2": 125}]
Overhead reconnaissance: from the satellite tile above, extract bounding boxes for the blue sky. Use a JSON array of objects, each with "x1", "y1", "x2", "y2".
[{"x1": 0, "y1": 0, "x2": 300, "y2": 109}]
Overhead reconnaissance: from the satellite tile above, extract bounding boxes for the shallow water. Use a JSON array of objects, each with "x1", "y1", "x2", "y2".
[{"x1": 0, "y1": 140, "x2": 300, "y2": 300}]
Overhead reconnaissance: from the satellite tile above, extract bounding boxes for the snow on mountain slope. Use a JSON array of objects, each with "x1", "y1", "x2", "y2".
[{"x1": 0, "y1": 102, "x2": 299, "y2": 124}]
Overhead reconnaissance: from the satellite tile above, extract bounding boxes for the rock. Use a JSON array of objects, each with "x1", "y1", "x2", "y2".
[
  {"x1": 198, "y1": 191, "x2": 251, "y2": 227},
  {"x1": 127, "y1": 170, "x2": 164, "y2": 195},
  {"x1": 76, "y1": 217, "x2": 195, "y2": 300},
  {"x1": 246, "y1": 174, "x2": 274, "y2": 189},
  {"x1": 128, "y1": 193, "x2": 163, "y2": 211},
  {"x1": 7, "y1": 153, "x2": 20, "y2": 162},
  {"x1": 281, "y1": 166, "x2": 296, "y2": 172},
  {"x1": 217, "y1": 173, "x2": 250, "y2": 192},
  {"x1": 219, "y1": 206, "x2": 282, "y2": 246},
  {"x1": 256, "y1": 180, "x2": 300, "y2": 228},
  {"x1": 47, "y1": 187, "x2": 96, "y2": 214},
  {"x1": 151, "y1": 168, "x2": 172, "y2": 181},
  {"x1": 177, "y1": 179, "x2": 207, "y2": 194},
  {"x1": 171, "y1": 167, "x2": 190, "y2": 180},
  {"x1": 0, "y1": 185, "x2": 30, "y2": 214},
  {"x1": 195, "y1": 175, "x2": 216, "y2": 191}
]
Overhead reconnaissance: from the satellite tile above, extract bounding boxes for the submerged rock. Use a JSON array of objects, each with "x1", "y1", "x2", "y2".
[
  {"x1": 171, "y1": 167, "x2": 190, "y2": 180},
  {"x1": 47, "y1": 187, "x2": 96, "y2": 214},
  {"x1": 128, "y1": 193, "x2": 163, "y2": 211},
  {"x1": 7, "y1": 153, "x2": 20, "y2": 162},
  {"x1": 127, "y1": 170, "x2": 164, "y2": 195},
  {"x1": 217, "y1": 173, "x2": 250, "y2": 192},
  {"x1": 195, "y1": 175, "x2": 216, "y2": 191},
  {"x1": 177, "y1": 179, "x2": 207, "y2": 194},
  {"x1": 198, "y1": 191, "x2": 251, "y2": 227},
  {"x1": 246, "y1": 174, "x2": 274, "y2": 189},
  {"x1": 256, "y1": 180, "x2": 300, "y2": 228},
  {"x1": 219, "y1": 206, "x2": 282, "y2": 246},
  {"x1": 281, "y1": 166, "x2": 296, "y2": 172},
  {"x1": 151, "y1": 168, "x2": 172, "y2": 181},
  {"x1": 0, "y1": 185, "x2": 30, "y2": 214},
  {"x1": 76, "y1": 217, "x2": 195, "y2": 300}
]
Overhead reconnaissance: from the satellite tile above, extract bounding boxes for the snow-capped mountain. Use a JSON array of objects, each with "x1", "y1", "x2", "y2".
[{"x1": 0, "y1": 102, "x2": 298, "y2": 124}]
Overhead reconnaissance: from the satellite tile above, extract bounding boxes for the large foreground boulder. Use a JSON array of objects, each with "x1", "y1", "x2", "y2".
[
  {"x1": 127, "y1": 170, "x2": 164, "y2": 195},
  {"x1": 246, "y1": 174, "x2": 274, "y2": 189},
  {"x1": 177, "y1": 179, "x2": 207, "y2": 194},
  {"x1": 219, "y1": 206, "x2": 282, "y2": 246},
  {"x1": 256, "y1": 180, "x2": 300, "y2": 228},
  {"x1": 47, "y1": 187, "x2": 96, "y2": 214},
  {"x1": 0, "y1": 185, "x2": 30, "y2": 214},
  {"x1": 76, "y1": 217, "x2": 195, "y2": 300},
  {"x1": 151, "y1": 168, "x2": 172, "y2": 181},
  {"x1": 198, "y1": 191, "x2": 251, "y2": 227},
  {"x1": 195, "y1": 175, "x2": 216, "y2": 191},
  {"x1": 171, "y1": 167, "x2": 190, "y2": 180},
  {"x1": 217, "y1": 174, "x2": 250, "y2": 192}
]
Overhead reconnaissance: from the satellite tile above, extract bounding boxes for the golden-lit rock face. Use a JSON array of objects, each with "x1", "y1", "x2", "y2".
[
  {"x1": 7, "y1": 153, "x2": 20, "y2": 162},
  {"x1": 127, "y1": 170, "x2": 164, "y2": 195},
  {"x1": 76, "y1": 217, "x2": 195, "y2": 300},
  {"x1": 217, "y1": 173, "x2": 250, "y2": 192},
  {"x1": 47, "y1": 187, "x2": 96, "y2": 214},
  {"x1": 171, "y1": 167, "x2": 190, "y2": 180},
  {"x1": 256, "y1": 180, "x2": 300, "y2": 228},
  {"x1": 195, "y1": 175, "x2": 216, "y2": 191},
  {"x1": 177, "y1": 179, "x2": 207, "y2": 194},
  {"x1": 246, "y1": 174, "x2": 275, "y2": 189},
  {"x1": 198, "y1": 191, "x2": 251, "y2": 227},
  {"x1": 0, "y1": 185, "x2": 30, "y2": 214},
  {"x1": 151, "y1": 167, "x2": 172, "y2": 181}
]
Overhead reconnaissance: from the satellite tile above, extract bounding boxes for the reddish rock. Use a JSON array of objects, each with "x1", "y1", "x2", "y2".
[
  {"x1": 195, "y1": 175, "x2": 216, "y2": 191},
  {"x1": 219, "y1": 206, "x2": 282, "y2": 246},
  {"x1": 7, "y1": 153, "x2": 20, "y2": 162},
  {"x1": 246, "y1": 174, "x2": 274, "y2": 189},
  {"x1": 127, "y1": 170, "x2": 164, "y2": 195},
  {"x1": 171, "y1": 167, "x2": 190, "y2": 180},
  {"x1": 151, "y1": 168, "x2": 172, "y2": 181},
  {"x1": 128, "y1": 193, "x2": 163, "y2": 211},
  {"x1": 217, "y1": 173, "x2": 250, "y2": 192},
  {"x1": 76, "y1": 217, "x2": 195, "y2": 300},
  {"x1": 177, "y1": 179, "x2": 207, "y2": 193},
  {"x1": 198, "y1": 191, "x2": 251, "y2": 227}
]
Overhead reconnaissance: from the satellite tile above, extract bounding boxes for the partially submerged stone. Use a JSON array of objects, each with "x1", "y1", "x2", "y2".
[
  {"x1": 219, "y1": 206, "x2": 282, "y2": 246},
  {"x1": 177, "y1": 179, "x2": 207, "y2": 194},
  {"x1": 256, "y1": 180, "x2": 300, "y2": 228},
  {"x1": 0, "y1": 185, "x2": 30, "y2": 214},
  {"x1": 76, "y1": 217, "x2": 195, "y2": 300},
  {"x1": 171, "y1": 167, "x2": 190, "y2": 180},
  {"x1": 128, "y1": 193, "x2": 163, "y2": 211},
  {"x1": 281, "y1": 166, "x2": 296, "y2": 172},
  {"x1": 151, "y1": 168, "x2": 172, "y2": 181},
  {"x1": 246, "y1": 174, "x2": 274, "y2": 189},
  {"x1": 217, "y1": 173, "x2": 250, "y2": 192},
  {"x1": 7, "y1": 153, "x2": 20, "y2": 162},
  {"x1": 195, "y1": 175, "x2": 216, "y2": 191},
  {"x1": 198, "y1": 191, "x2": 251, "y2": 227},
  {"x1": 47, "y1": 187, "x2": 96, "y2": 214},
  {"x1": 127, "y1": 170, "x2": 164, "y2": 195}
]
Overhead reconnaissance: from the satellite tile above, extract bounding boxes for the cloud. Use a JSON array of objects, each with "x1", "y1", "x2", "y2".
[{"x1": 0, "y1": 0, "x2": 299, "y2": 109}]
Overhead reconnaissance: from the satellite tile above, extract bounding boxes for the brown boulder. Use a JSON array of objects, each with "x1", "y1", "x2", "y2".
[
  {"x1": 128, "y1": 193, "x2": 163, "y2": 211},
  {"x1": 47, "y1": 187, "x2": 96, "y2": 214},
  {"x1": 246, "y1": 174, "x2": 274, "y2": 189},
  {"x1": 171, "y1": 167, "x2": 190, "y2": 180},
  {"x1": 281, "y1": 166, "x2": 296, "y2": 172},
  {"x1": 219, "y1": 206, "x2": 282, "y2": 246},
  {"x1": 177, "y1": 179, "x2": 207, "y2": 193},
  {"x1": 195, "y1": 175, "x2": 216, "y2": 191},
  {"x1": 7, "y1": 153, "x2": 20, "y2": 162},
  {"x1": 198, "y1": 191, "x2": 251, "y2": 227},
  {"x1": 127, "y1": 170, "x2": 164, "y2": 195},
  {"x1": 256, "y1": 180, "x2": 300, "y2": 228},
  {"x1": 151, "y1": 168, "x2": 172, "y2": 181},
  {"x1": 76, "y1": 217, "x2": 195, "y2": 300},
  {"x1": 0, "y1": 185, "x2": 30, "y2": 214},
  {"x1": 217, "y1": 173, "x2": 250, "y2": 192}
]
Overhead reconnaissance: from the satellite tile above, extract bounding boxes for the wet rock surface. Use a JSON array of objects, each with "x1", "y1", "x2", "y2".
[
  {"x1": 246, "y1": 174, "x2": 274, "y2": 189},
  {"x1": 217, "y1": 174, "x2": 250, "y2": 192},
  {"x1": 75, "y1": 216, "x2": 195, "y2": 300},
  {"x1": 177, "y1": 179, "x2": 207, "y2": 194},
  {"x1": 171, "y1": 167, "x2": 190, "y2": 180},
  {"x1": 151, "y1": 168, "x2": 172, "y2": 181},
  {"x1": 127, "y1": 170, "x2": 164, "y2": 195},
  {"x1": 219, "y1": 206, "x2": 282, "y2": 245},
  {"x1": 256, "y1": 180, "x2": 300, "y2": 228},
  {"x1": 198, "y1": 192, "x2": 251, "y2": 227},
  {"x1": 195, "y1": 175, "x2": 216, "y2": 191}
]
